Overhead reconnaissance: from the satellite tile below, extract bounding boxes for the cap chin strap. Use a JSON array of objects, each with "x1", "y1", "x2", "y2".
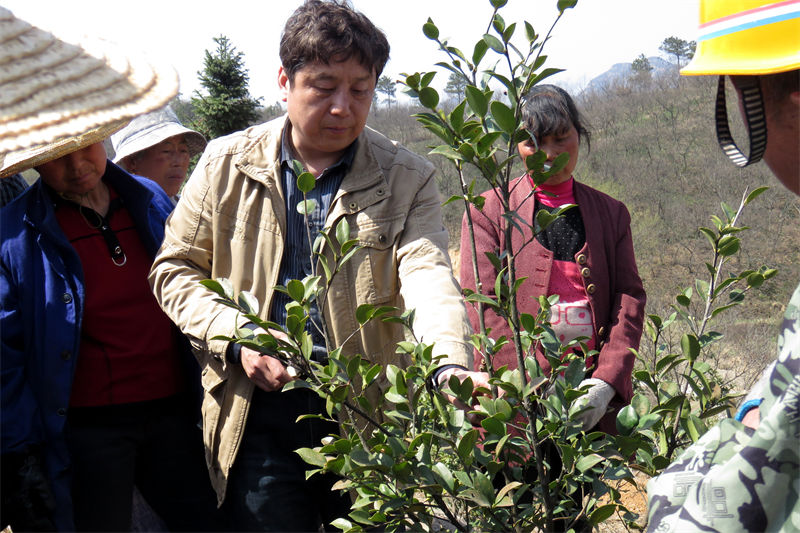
[{"x1": 715, "y1": 76, "x2": 767, "y2": 167}]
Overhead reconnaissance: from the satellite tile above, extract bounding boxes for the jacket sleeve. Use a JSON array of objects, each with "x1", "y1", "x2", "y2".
[
  {"x1": 1, "y1": 259, "x2": 42, "y2": 454},
  {"x1": 148, "y1": 155, "x2": 244, "y2": 370},
  {"x1": 590, "y1": 204, "x2": 646, "y2": 402},
  {"x1": 458, "y1": 198, "x2": 517, "y2": 372},
  {"x1": 395, "y1": 168, "x2": 472, "y2": 368}
]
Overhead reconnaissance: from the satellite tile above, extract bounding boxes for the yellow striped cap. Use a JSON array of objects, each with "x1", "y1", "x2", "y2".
[{"x1": 682, "y1": 0, "x2": 800, "y2": 75}]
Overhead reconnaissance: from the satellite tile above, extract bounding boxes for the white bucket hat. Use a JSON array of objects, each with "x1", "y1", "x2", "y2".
[
  {"x1": 0, "y1": 6, "x2": 179, "y2": 177},
  {"x1": 111, "y1": 105, "x2": 207, "y2": 163}
]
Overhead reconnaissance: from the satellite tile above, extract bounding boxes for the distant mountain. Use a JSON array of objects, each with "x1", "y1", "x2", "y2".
[{"x1": 585, "y1": 56, "x2": 677, "y2": 92}]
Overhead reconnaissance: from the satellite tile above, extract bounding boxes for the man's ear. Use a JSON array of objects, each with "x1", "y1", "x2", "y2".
[
  {"x1": 790, "y1": 90, "x2": 800, "y2": 107},
  {"x1": 278, "y1": 67, "x2": 290, "y2": 102}
]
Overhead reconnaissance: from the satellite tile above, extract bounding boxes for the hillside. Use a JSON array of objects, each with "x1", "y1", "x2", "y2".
[
  {"x1": 584, "y1": 56, "x2": 676, "y2": 92},
  {"x1": 367, "y1": 73, "x2": 800, "y2": 388}
]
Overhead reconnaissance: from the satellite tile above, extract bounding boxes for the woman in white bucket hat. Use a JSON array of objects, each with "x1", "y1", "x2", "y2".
[
  {"x1": 0, "y1": 8, "x2": 222, "y2": 532},
  {"x1": 111, "y1": 106, "x2": 207, "y2": 201}
]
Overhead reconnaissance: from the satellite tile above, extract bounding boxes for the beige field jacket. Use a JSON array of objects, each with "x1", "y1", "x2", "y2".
[{"x1": 149, "y1": 116, "x2": 472, "y2": 504}]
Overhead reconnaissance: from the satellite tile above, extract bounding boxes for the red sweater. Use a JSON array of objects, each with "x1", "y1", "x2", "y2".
[{"x1": 55, "y1": 190, "x2": 184, "y2": 406}]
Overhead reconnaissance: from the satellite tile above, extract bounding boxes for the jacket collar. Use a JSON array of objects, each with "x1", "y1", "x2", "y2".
[{"x1": 234, "y1": 116, "x2": 390, "y2": 222}]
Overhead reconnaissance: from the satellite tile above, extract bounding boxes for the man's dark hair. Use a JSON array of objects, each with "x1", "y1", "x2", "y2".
[
  {"x1": 521, "y1": 84, "x2": 591, "y2": 151},
  {"x1": 280, "y1": 0, "x2": 390, "y2": 82}
]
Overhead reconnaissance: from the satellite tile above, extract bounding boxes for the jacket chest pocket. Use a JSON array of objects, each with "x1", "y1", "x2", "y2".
[{"x1": 350, "y1": 210, "x2": 406, "y2": 304}]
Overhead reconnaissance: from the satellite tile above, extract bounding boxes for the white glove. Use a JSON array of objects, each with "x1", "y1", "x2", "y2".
[{"x1": 572, "y1": 378, "x2": 615, "y2": 430}]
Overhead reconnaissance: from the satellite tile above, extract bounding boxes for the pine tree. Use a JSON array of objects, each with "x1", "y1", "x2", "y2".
[
  {"x1": 659, "y1": 36, "x2": 697, "y2": 68},
  {"x1": 375, "y1": 75, "x2": 396, "y2": 105},
  {"x1": 444, "y1": 72, "x2": 467, "y2": 102},
  {"x1": 192, "y1": 35, "x2": 261, "y2": 139}
]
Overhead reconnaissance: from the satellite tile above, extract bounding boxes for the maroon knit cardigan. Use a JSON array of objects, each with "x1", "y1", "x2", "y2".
[{"x1": 459, "y1": 176, "x2": 646, "y2": 431}]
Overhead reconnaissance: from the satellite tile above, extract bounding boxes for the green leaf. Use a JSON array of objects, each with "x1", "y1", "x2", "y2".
[
  {"x1": 576, "y1": 453, "x2": 604, "y2": 472},
  {"x1": 296, "y1": 172, "x2": 315, "y2": 193},
  {"x1": 200, "y1": 279, "x2": 227, "y2": 298},
  {"x1": 355, "y1": 304, "x2": 374, "y2": 325},
  {"x1": 616, "y1": 405, "x2": 639, "y2": 436},
  {"x1": 429, "y1": 145, "x2": 464, "y2": 162},
  {"x1": 590, "y1": 504, "x2": 617, "y2": 525},
  {"x1": 237, "y1": 291, "x2": 260, "y2": 315},
  {"x1": 335, "y1": 218, "x2": 350, "y2": 248},
  {"x1": 681, "y1": 333, "x2": 701, "y2": 362},
  {"x1": 717, "y1": 235, "x2": 740, "y2": 256},
  {"x1": 637, "y1": 412, "x2": 661, "y2": 430},
  {"x1": 744, "y1": 186, "x2": 768, "y2": 205},
  {"x1": 465, "y1": 85, "x2": 488, "y2": 117},
  {"x1": 363, "y1": 364, "x2": 381, "y2": 387},
  {"x1": 502, "y1": 23, "x2": 516, "y2": 43},
  {"x1": 422, "y1": 19, "x2": 439, "y2": 40},
  {"x1": 295, "y1": 447, "x2": 326, "y2": 467},
  {"x1": 558, "y1": 0, "x2": 578, "y2": 11},
  {"x1": 490, "y1": 100, "x2": 516, "y2": 134},
  {"x1": 492, "y1": 13, "x2": 506, "y2": 34},
  {"x1": 420, "y1": 71, "x2": 436, "y2": 88},
  {"x1": 472, "y1": 39, "x2": 489, "y2": 66},
  {"x1": 418, "y1": 87, "x2": 439, "y2": 109},
  {"x1": 482, "y1": 33, "x2": 505, "y2": 53},
  {"x1": 524, "y1": 21, "x2": 536, "y2": 42},
  {"x1": 490, "y1": 0, "x2": 508, "y2": 7},
  {"x1": 631, "y1": 393, "x2": 651, "y2": 416},
  {"x1": 330, "y1": 518, "x2": 353, "y2": 530},
  {"x1": 457, "y1": 429, "x2": 479, "y2": 465},
  {"x1": 286, "y1": 279, "x2": 305, "y2": 302},
  {"x1": 480, "y1": 414, "x2": 506, "y2": 436},
  {"x1": 432, "y1": 462, "x2": 456, "y2": 494},
  {"x1": 296, "y1": 199, "x2": 318, "y2": 215}
]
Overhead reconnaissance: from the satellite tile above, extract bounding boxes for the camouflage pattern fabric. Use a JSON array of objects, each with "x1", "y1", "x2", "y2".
[{"x1": 646, "y1": 282, "x2": 800, "y2": 532}]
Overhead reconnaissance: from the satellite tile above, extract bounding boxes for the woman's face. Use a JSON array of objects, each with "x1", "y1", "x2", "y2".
[
  {"x1": 127, "y1": 135, "x2": 191, "y2": 197},
  {"x1": 517, "y1": 124, "x2": 580, "y2": 186},
  {"x1": 36, "y1": 142, "x2": 107, "y2": 196}
]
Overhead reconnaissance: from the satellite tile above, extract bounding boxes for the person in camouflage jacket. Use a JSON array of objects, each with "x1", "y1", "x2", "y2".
[{"x1": 646, "y1": 1, "x2": 800, "y2": 531}]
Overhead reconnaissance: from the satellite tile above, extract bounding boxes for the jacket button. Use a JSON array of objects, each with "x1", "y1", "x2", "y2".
[
  {"x1": 378, "y1": 234, "x2": 387, "y2": 244},
  {"x1": 586, "y1": 283, "x2": 596, "y2": 294},
  {"x1": 57, "y1": 408, "x2": 67, "y2": 416},
  {"x1": 61, "y1": 350, "x2": 71, "y2": 360},
  {"x1": 349, "y1": 202, "x2": 358, "y2": 210},
  {"x1": 581, "y1": 267, "x2": 590, "y2": 278},
  {"x1": 62, "y1": 293, "x2": 73, "y2": 303},
  {"x1": 598, "y1": 327, "x2": 606, "y2": 337},
  {"x1": 576, "y1": 254, "x2": 587, "y2": 265},
  {"x1": 376, "y1": 188, "x2": 385, "y2": 196}
]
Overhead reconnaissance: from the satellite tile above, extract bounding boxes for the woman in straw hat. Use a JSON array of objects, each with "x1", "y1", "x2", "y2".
[
  {"x1": 111, "y1": 105, "x2": 207, "y2": 203},
  {"x1": 0, "y1": 8, "x2": 222, "y2": 532}
]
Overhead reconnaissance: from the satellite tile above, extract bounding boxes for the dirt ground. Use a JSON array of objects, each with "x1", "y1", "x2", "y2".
[{"x1": 598, "y1": 471, "x2": 651, "y2": 532}]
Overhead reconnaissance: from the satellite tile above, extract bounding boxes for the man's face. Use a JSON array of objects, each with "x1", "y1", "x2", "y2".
[
  {"x1": 279, "y1": 57, "x2": 375, "y2": 168},
  {"x1": 732, "y1": 75, "x2": 800, "y2": 194}
]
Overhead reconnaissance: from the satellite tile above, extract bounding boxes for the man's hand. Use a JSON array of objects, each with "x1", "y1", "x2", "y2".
[
  {"x1": 741, "y1": 406, "x2": 760, "y2": 429},
  {"x1": 240, "y1": 347, "x2": 294, "y2": 391},
  {"x1": 437, "y1": 368, "x2": 492, "y2": 424},
  {"x1": 240, "y1": 328, "x2": 296, "y2": 391}
]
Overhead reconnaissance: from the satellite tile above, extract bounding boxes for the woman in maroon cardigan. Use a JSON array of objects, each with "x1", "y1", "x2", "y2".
[{"x1": 460, "y1": 85, "x2": 646, "y2": 434}]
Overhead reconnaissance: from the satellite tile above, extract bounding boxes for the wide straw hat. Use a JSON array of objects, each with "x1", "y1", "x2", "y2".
[
  {"x1": 111, "y1": 105, "x2": 207, "y2": 163},
  {"x1": 0, "y1": 6, "x2": 179, "y2": 177}
]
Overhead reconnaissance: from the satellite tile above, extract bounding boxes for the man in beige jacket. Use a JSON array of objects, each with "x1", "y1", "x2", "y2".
[{"x1": 149, "y1": 1, "x2": 485, "y2": 530}]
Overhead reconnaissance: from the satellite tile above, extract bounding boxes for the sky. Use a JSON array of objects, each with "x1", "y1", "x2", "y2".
[{"x1": 2, "y1": 0, "x2": 700, "y2": 104}]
